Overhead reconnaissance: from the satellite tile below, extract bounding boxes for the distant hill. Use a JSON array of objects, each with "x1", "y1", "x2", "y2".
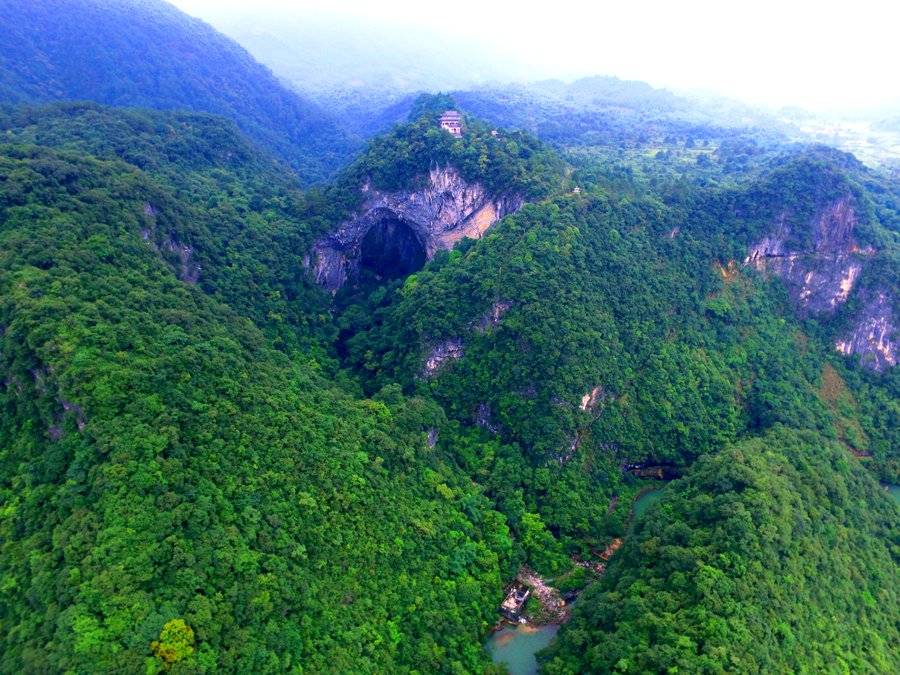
[
  {"x1": 174, "y1": 7, "x2": 535, "y2": 96},
  {"x1": 313, "y1": 76, "x2": 790, "y2": 152},
  {"x1": 0, "y1": 0, "x2": 354, "y2": 183}
]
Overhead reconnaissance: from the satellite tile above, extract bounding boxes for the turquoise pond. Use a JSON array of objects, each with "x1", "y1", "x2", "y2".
[
  {"x1": 632, "y1": 488, "x2": 664, "y2": 519},
  {"x1": 886, "y1": 484, "x2": 900, "y2": 503},
  {"x1": 486, "y1": 487, "x2": 667, "y2": 672},
  {"x1": 485, "y1": 624, "x2": 559, "y2": 675}
]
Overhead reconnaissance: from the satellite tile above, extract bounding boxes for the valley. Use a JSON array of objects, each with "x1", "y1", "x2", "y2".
[{"x1": 0, "y1": 1, "x2": 897, "y2": 673}]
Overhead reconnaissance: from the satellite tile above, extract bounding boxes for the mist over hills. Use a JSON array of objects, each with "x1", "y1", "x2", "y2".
[
  {"x1": 0, "y1": 1, "x2": 897, "y2": 673},
  {"x1": 175, "y1": 2, "x2": 900, "y2": 170},
  {"x1": 0, "y1": 0, "x2": 355, "y2": 183},
  {"x1": 196, "y1": 9, "x2": 531, "y2": 96}
]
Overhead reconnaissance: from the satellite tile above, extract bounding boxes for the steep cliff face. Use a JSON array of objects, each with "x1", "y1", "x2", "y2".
[
  {"x1": 745, "y1": 196, "x2": 895, "y2": 370},
  {"x1": 311, "y1": 166, "x2": 523, "y2": 290},
  {"x1": 744, "y1": 197, "x2": 871, "y2": 314},
  {"x1": 835, "y1": 290, "x2": 897, "y2": 372}
]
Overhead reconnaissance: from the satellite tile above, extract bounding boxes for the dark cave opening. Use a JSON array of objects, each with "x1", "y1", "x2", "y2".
[{"x1": 359, "y1": 217, "x2": 426, "y2": 280}]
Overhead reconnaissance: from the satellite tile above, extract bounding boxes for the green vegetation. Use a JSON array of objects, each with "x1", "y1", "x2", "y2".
[
  {"x1": 0, "y1": 70, "x2": 897, "y2": 672},
  {"x1": 330, "y1": 95, "x2": 567, "y2": 204},
  {"x1": 0, "y1": 0, "x2": 353, "y2": 183},
  {"x1": 0, "y1": 102, "x2": 338, "y2": 357},
  {"x1": 0, "y1": 134, "x2": 514, "y2": 672},
  {"x1": 339, "y1": 167, "x2": 886, "y2": 548},
  {"x1": 541, "y1": 428, "x2": 899, "y2": 674}
]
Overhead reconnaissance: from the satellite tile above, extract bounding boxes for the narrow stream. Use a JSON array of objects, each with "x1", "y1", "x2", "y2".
[{"x1": 632, "y1": 488, "x2": 663, "y2": 519}]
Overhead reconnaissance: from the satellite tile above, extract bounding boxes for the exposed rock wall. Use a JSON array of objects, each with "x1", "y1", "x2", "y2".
[
  {"x1": 311, "y1": 166, "x2": 522, "y2": 291},
  {"x1": 423, "y1": 339, "x2": 464, "y2": 377},
  {"x1": 579, "y1": 385, "x2": 605, "y2": 412},
  {"x1": 162, "y1": 236, "x2": 200, "y2": 284},
  {"x1": 475, "y1": 300, "x2": 512, "y2": 332},
  {"x1": 744, "y1": 198, "x2": 871, "y2": 315},
  {"x1": 140, "y1": 202, "x2": 200, "y2": 283},
  {"x1": 745, "y1": 196, "x2": 895, "y2": 370},
  {"x1": 835, "y1": 290, "x2": 897, "y2": 372}
]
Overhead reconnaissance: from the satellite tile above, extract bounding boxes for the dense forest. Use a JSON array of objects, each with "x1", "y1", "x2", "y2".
[
  {"x1": 339, "y1": 144, "x2": 900, "y2": 546},
  {"x1": 542, "y1": 428, "x2": 899, "y2": 673},
  {"x1": 1, "y1": 99, "x2": 897, "y2": 675},
  {"x1": 0, "y1": 102, "x2": 340, "y2": 355},
  {"x1": 334, "y1": 95, "x2": 566, "y2": 200},
  {"x1": 0, "y1": 0, "x2": 354, "y2": 183},
  {"x1": 0, "y1": 1, "x2": 897, "y2": 673},
  {"x1": 0, "y1": 124, "x2": 519, "y2": 672}
]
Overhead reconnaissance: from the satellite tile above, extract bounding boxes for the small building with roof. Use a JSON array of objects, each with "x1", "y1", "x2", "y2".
[{"x1": 439, "y1": 110, "x2": 463, "y2": 137}]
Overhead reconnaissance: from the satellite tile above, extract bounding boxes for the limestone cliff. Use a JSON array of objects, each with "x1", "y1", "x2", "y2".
[
  {"x1": 835, "y1": 290, "x2": 897, "y2": 372},
  {"x1": 311, "y1": 166, "x2": 523, "y2": 291},
  {"x1": 744, "y1": 196, "x2": 895, "y2": 371}
]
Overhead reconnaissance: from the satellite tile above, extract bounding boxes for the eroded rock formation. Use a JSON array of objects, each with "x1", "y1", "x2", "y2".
[
  {"x1": 423, "y1": 339, "x2": 464, "y2": 377},
  {"x1": 744, "y1": 197, "x2": 872, "y2": 315},
  {"x1": 835, "y1": 290, "x2": 897, "y2": 372},
  {"x1": 745, "y1": 196, "x2": 895, "y2": 370},
  {"x1": 140, "y1": 202, "x2": 200, "y2": 283},
  {"x1": 475, "y1": 300, "x2": 512, "y2": 332},
  {"x1": 162, "y1": 236, "x2": 200, "y2": 284},
  {"x1": 579, "y1": 385, "x2": 605, "y2": 412},
  {"x1": 474, "y1": 402, "x2": 501, "y2": 434},
  {"x1": 311, "y1": 166, "x2": 523, "y2": 291}
]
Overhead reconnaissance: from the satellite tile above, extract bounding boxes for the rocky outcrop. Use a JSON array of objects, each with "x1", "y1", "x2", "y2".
[
  {"x1": 579, "y1": 385, "x2": 605, "y2": 412},
  {"x1": 60, "y1": 398, "x2": 86, "y2": 432},
  {"x1": 744, "y1": 198, "x2": 873, "y2": 315},
  {"x1": 423, "y1": 339, "x2": 464, "y2": 377},
  {"x1": 474, "y1": 402, "x2": 501, "y2": 434},
  {"x1": 162, "y1": 236, "x2": 200, "y2": 284},
  {"x1": 140, "y1": 202, "x2": 200, "y2": 283},
  {"x1": 475, "y1": 300, "x2": 512, "y2": 332},
  {"x1": 517, "y1": 567, "x2": 570, "y2": 624},
  {"x1": 745, "y1": 196, "x2": 894, "y2": 370},
  {"x1": 27, "y1": 366, "x2": 87, "y2": 440},
  {"x1": 835, "y1": 290, "x2": 897, "y2": 372},
  {"x1": 311, "y1": 166, "x2": 523, "y2": 291}
]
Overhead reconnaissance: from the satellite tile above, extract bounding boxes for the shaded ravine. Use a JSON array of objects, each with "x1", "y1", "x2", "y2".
[{"x1": 485, "y1": 487, "x2": 667, "y2": 673}]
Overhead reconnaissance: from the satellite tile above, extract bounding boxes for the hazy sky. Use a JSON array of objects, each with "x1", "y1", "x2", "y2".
[{"x1": 171, "y1": 0, "x2": 899, "y2": 113}]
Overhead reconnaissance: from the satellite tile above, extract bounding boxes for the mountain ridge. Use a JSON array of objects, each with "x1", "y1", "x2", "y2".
[
  {"x1": 0, "y1": 0, "x2": 354, "y2": 183},
  {"x1": 0, "y1": 4, "x2": 897, "y2": 673}
]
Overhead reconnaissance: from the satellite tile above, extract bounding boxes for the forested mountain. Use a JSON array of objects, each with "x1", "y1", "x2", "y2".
[
  {"x1": 0, "y1": 105, "x2": 521, "y2": 673},
  {"x1": 0, "y1": 2, "x2": 897, "y2": 673},
  {"x1": 0, "y1": 102, "x2": 337, "y2": 353},
  {"x1": 542, "y1": 428, "x2": 899, "y2": 673},
  {"x1": 313, "y1": 75, "x2": 789, "y2": 156},
  {"x1": 0, "y1": 0, "x2": 353, "y2": 183},
  {"x1": 1, "y1": 96, "x2": 897, "y2": 674}
]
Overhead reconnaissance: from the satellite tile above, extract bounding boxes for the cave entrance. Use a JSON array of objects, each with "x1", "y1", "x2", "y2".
[{"x1": 359, "y1": 217, "x2": 426, "y2": 281}]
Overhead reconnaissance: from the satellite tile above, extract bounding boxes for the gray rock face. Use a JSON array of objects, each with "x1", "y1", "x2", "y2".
[
  {"x1": 836, "y1": 290, "x2": 897, "y2": 372},
  {"x1": 311, "y1": 166, "x2": 522, "y2": 291},
  {"x1": 475, "y1": 300, "x2": 512, "y2": 332},
  {"x1": 423, "y1": 339, "x2": 464, "y2": 377},
  {"x1": 162, "y1": 236, "x2": 200, "y2": 284},
  {"x1": 140, "y1": 202, "x2": 200, "y2": 283},
  {"x1": 745, "y1": 196, "x2": 895, "y2": 370},
  {"x1": 744, "y1": 197, "x2": 871, "y2": 315},
  {"x1": 474, "y1": 402, "x2": 501, "y2": 434}
]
